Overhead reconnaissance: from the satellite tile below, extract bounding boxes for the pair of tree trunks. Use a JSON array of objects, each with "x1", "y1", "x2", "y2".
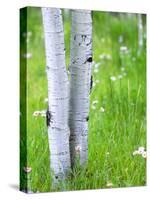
[{"x1": 42, "y1": 8, "x2": 92, "y2": 186}]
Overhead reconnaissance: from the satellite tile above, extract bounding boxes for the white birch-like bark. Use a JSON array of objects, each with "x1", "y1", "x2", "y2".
[
  {"x1": 42, "y1": 8, "x2": 70, "y2": 183},
  {"x1": 69, "y1": 10, "x2": 92, "y2": 167},
  {"x1": 138, "y1": 14, "x2": 143, "y2": 49}
]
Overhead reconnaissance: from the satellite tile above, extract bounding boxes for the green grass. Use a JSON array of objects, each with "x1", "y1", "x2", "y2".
[{"x1": 20, "y1": 8, "x2": 146, "y2": 192}]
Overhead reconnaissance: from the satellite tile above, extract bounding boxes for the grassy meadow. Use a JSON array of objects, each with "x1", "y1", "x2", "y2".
[{"x1": 20, "y1": 7, "x2": 146, "y2": 192}]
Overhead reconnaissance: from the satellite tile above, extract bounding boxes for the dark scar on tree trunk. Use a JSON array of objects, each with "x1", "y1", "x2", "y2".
[
  {"x1": 81, "y1": 35, "x2": 86, "y2": 41},
  {"x1": 46, "y1": 109, "x2": 52, "y2": 127},
  {"x1": 90, "y1": 75, "x2": 93, "y2": 92},
  {"x1": 84, "y1": 56, "x2": 93, "y2": 64},
  {"x1": 86, "y1": 39, "x2": 92, "y2": 46},
  {"x1": 86, "y1": 116, "x2": 89, "y2": 121},
  {"x1": 87, "y1": 57, "x2": 92, "y2": 62}
]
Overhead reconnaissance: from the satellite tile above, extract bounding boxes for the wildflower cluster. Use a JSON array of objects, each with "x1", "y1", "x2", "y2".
[
  {"x1": 22, "y1": 53, "x2": 32, "y2": 59},
  {"x1": 23, "y1": 166, "x2": 32, "y2": 173},
  {"x1": 93, "y1": 61, "x2": 101, "y2": 74},
  {"x1": 106, "y1": 181, "x2": 113, "y2": 188},
  {"x1": 99, "y1": 53, "x2": 112, "y2": 60},
  {"x1": 120, "y1": 46, "x2": 129, "y2": 54},
  {"x1": 91, "y1": 100, "x2": 98, "y2": 110},
  {"x1": 110, "y1": 71, "x2": 127, "y2": 82},
  {"x1": 91, "y1": 99, "x2": 105, "y2": 113},
  {"x1": 100, "y1": 107, "x2": 105, "y2": 112},
  {"x1": 33, "y1": 110, "x2": 46, "y2": 117},
  {"x1": 133, "y1": 147, "x2": 147, "y2": 159}
]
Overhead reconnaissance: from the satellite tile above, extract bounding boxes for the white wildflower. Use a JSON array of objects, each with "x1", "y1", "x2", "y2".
[
  {"x1": 23, "y1": 53, "x2": 32, "y2": 59},
  {"x1": 40, "y1": 111, "x2": 47, "y2": 117},
  {"x1": 100, "y1": 107, "x2": 105, "y2": 112},
  {"x1": 99, "y1": 53, "x2": 112, "y2": 60},
  {"x1": 33, "y1": 110, "x2": 46, "y2": 117},
  {"x1": 22, "y1": 31, "x2": 32, "y2": 37},
  {"x1": 120, "y1": 46, "x2": 128, "y2": 52},
  {"x1": 93, "y1": 82, "x2": 96, "y2": 87},
  {"x1": 138, "y1": 147, "x2": 145, "y2": 154},
  {"x1": 92, "y1": 100, "x2": 98, "y2": 105},
  {"x1": 95, "y1": 80, "x2": 100, "y2": 84},
  {"x1": 91, "y1": 100, "x2": 98, "y2": 110},
  {"x1": 110, "y1": 76, "x2": 116, "y2": 81},
  {"x1": 142, "y1": 151, "x2": 147, "y2": 159},
  {"x1": 133, "y1": 150, "x2": 139, "y2": 156},
  {"x1": 133, "y1": 147, "x2": 146, "y2": 159},
  {"x1": 106, "y1": 181, "x2": 113, "y2": 187},
  {"x1": 120, "y1": 46, "x2": 128, "y2": 51},
  {"x1": 23, "y1": 166, "x2": 32, "y2": 173},
  {"x1": 44, "y1": 98, "x2": 48, "y2": 103},
  {"x1": 75, "y1": 145, "x2": 81, "y2": 154},
  {"x1": 33, "y1": 111, "x2": 39, "y2": 117}
]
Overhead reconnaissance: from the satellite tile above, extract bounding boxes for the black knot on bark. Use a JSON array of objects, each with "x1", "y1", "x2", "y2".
[
  {"x1": 46, "y1": 110, "x2": 51, "y2": 127},
  {"x1": 90, "y1": 75, "x2": 93, "y2": 92},
  {"x1": 86, "y1": 116, "x2": 89, "y2": 121},
  {"x1": 87, "y1": 57, "x2": 92, "y2": 62}
]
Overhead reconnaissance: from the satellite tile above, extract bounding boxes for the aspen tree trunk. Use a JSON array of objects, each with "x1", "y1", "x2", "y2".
[
  {"x1": 137, "y1": 14, "x2": 143, "y2": 49},
  {"x1": 69, "y1": 10, "x2": 92, "y2": 167},
  {"x1": 42, "y1": 8, "x2": 70, "y2": 184}
]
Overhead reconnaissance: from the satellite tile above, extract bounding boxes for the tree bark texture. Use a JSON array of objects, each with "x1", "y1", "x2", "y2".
[
  {"x1": 42, "y1": 8, "x2": 71, "y2": 183},
  {"x1": 69, "y1": 10, "x2": 92, "y2": 167}
]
